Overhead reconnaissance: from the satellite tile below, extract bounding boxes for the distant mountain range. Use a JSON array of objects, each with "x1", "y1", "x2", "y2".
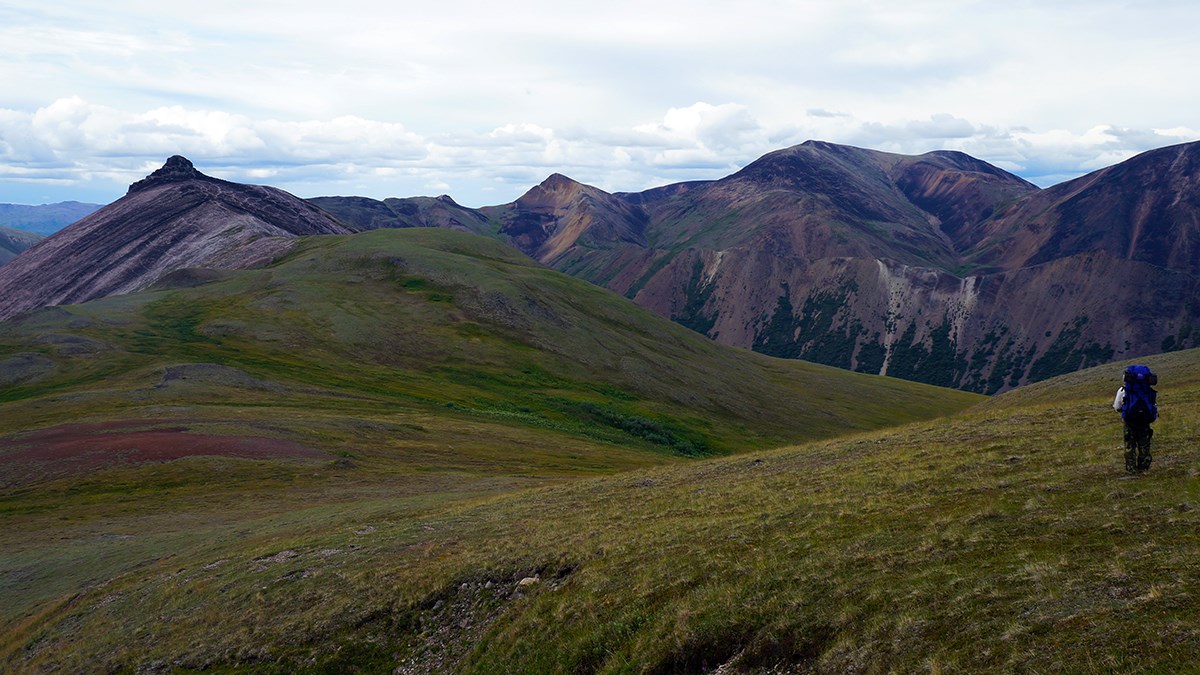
[
  {"x1": 0, "y1": 201, "x2": 101, "y2": 235},
  {"x1": 3, "y1": 142, "x2": 1198, "y2": 392}
]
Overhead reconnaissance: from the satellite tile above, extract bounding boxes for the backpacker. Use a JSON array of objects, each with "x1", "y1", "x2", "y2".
[{"x1": 1122, "y1": 364, "x2": 1158, "y2": 424}]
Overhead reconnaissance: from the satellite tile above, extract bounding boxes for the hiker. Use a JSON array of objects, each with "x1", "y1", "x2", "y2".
[{"x1": 1113, "y1": 364, "x2": 1158, "y2": 473}]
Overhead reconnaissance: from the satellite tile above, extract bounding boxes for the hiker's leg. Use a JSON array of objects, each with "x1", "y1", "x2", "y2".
[
  {"x1": 1124, "y1": 423, "x2": 1138, "y2": 472},
  {"x1": 1137, "y1": 425, "x2": 1153, "y2": 471}
]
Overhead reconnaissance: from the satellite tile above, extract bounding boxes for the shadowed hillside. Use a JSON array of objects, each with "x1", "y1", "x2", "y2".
[{"x1": 0, "y1": 225, "x2": 42, "y2": 266}]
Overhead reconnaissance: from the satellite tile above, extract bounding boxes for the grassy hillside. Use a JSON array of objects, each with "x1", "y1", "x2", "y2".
[
  {"x1": 3, "y1": 325, "x2": 1193, "y2": 672},
  {"x1": 0, "y1": 228, "x2": 981, "y2": 669},
  {"x1": 6, "y1": 345, "x2": 1195, "y2": 672},
  {"x1": 0, "y1": 228, "x2": 973, "y2": 450}
]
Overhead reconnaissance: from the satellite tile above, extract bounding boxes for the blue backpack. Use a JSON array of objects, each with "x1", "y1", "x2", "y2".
[{"x1": 1121, "y1": 365, "x2": 1158, "y2": 424}]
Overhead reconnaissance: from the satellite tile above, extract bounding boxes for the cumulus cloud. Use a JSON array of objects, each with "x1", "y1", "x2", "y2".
[
  {"x1": 4, "y1": 2, "x2": 1200, "y2": 206},
  {"x1": 0, "y1": 96, "x2": 1197, "y2": 206},
  {"x1": 0, "y1": 97, "x2": 426, "y2": 183}
]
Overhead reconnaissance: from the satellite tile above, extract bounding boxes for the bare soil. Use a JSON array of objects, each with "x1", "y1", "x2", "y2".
[{"x1": 0, "y1": 419, "x2": 327, "y2": 488}]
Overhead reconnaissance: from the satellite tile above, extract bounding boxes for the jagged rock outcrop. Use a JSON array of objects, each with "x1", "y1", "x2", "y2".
[{"x1": 0, "y1": 157, "x2": 351, "y2": 321}]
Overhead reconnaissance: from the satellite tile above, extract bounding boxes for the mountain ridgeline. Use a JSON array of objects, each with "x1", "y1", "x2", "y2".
[
  {"x1": 321, "y1": 140, "x2": 1200, "y2": 393},
  {"x1": 4, "y1": 142, "x2": 1199, "y2": 392}
]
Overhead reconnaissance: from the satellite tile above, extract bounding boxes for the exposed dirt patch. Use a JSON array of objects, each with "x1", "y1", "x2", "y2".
[
  {"x1": 0, "y1": 419, "x2": 328, "y2": 488},
  {"x1": 393, "y1": 564, "x2": 577, "y2": 673}
]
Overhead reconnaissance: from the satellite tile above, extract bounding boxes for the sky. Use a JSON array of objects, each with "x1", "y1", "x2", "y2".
[{"x1": 1, "y1": 0, "x2": 1198, "y2": 208}]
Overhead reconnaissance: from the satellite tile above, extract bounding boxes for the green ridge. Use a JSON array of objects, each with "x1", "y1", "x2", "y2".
[{"x1": 0, "y1": 228, "x2": 990, "y2": 671}]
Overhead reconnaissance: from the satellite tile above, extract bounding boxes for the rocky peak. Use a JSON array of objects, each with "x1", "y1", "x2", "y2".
[
  {"x1": 515, "y1": 173, "x2": 589, "y2": 209},
  {"x1": 127, "y1": 156, "x2": 213, "y2": 194},
  {"x1": 538, "y1": 173, "x2": 580, "y2": 190}
]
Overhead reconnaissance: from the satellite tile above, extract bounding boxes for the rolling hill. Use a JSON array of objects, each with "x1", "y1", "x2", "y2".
[
  {"x1": 4, "y1": 260, "x2": 1197, "y2": 670},
  {"x1": 0, "y1": 227, "x2": 982, "y2": 671}
]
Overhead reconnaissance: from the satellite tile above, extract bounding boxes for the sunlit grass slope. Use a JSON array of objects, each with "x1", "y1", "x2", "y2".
[
  {"x1": 0, "y1": 228, "x2": 981, "y2": 666},
  {"x1": 8, "y1": 328, "x2": 1200, "y2": 670}
]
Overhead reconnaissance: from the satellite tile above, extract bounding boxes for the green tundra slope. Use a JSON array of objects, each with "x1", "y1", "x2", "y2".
[
  {"x1": 5, "y1": 345, "x2": 1193, "y2": 673},
  {"x1": 0, "y1": 228, "x2": 980, "y2": 669}
]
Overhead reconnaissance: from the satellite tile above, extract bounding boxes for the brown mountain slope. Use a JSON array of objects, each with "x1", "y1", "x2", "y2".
[
  {"x1": 470, "y1": 141, "x2": 1199, "y2": 392},
  {"x1": 886, "y1": 149, "x2": 1038, "y2": 251},
  {"x1": 479, "y1": 173, "x2": 649, "y2": 263},
  {"x1": 966, "y1": 141, "x2": 1200, "y2": 272},
  {"x1": 0, "y1": 157, "x2": 351, "y2": 321}
]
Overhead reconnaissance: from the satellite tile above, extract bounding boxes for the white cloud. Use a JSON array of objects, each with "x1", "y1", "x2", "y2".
[
  {"x1": 2, "y1": 1, "x2": 1200, "y2": 204},
  {"x1": 1, "y1": 96, "x2": 1198, "y2": 205}
]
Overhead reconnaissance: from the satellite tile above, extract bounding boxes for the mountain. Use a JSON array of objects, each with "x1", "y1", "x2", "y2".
[
  {"x1": 965, "y1": 141, "x2": 1200, "y2": 272},
  {"x1": 481, "y1": 173, "x2": 650, "y2": 262},
  {"x1": 0, "y1": 156, "x2": 351, "y2": 321},
  {"x1": 310, "y1": 194, "x2": 494, "y2": 234},
  {"x1": 6, "y1": 144, "x2": 1198, "y2": 392},
  {"x1": 470, "y1": 141, "x2": 1200, "y2": 392},
  {"x1": 0, "y1": 201, "x2": 101, "y2": 235},
  {"x1": 0, "y1": 225, "x2": 43, "y2": 266}
]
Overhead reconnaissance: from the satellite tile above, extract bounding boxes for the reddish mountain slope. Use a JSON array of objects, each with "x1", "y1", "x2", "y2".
[
  {"x1": 476, "y1": 141, "x2": 1200, "y2": 392},
  {"x1": 482, "y1": 173, "x2": 648, "y2": 263},
  {"x1": 966, "y1": 141, "x2": 1200, "y2": 272},
  {"x1": 0, "y1": 157, "x2": 351, "y2": 321}
]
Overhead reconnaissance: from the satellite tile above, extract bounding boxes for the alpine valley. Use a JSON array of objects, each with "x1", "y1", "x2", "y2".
[
  {"x1": 4, "y1": 142, "x2": 1200, "y2": 672},
  {"x1": 5, "y1": 142, "x2": 1199, "y2": 393}
]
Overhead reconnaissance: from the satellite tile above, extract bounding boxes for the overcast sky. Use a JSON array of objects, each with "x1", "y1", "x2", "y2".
[{"x1": 1, "y1": 0, "x2": 1197, "y2": 207}]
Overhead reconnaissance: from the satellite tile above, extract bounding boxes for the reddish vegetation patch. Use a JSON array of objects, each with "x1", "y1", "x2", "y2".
[{"x1": 0, "y1": 419, "x2": 328, "y2": 488}]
